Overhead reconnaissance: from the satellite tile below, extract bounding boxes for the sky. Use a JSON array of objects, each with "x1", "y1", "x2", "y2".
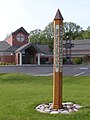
[{"x1": 0, "y1": 0, "x2": 90, "y2": 41}]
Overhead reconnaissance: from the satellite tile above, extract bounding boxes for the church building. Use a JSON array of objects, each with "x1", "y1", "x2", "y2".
[
  {"x1": 0, "y1": 27, "x2": 90, "y2": 65},
  {"x1": 0, "y1": 27, "x2": 52, "y2": 65}
]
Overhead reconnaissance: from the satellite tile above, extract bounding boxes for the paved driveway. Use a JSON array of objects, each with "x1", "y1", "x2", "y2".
[
  {"x1": 0, "y1": 65, "x2": 53, "y2": 76},
  {"x1": 63, "y1": 65, "x2": 90, "y2": 76},
  {"x1": 0, "y1": 65, "x2": 90, "y2": 76}
]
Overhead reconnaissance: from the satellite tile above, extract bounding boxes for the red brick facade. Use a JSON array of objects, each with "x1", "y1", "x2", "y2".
[
  {"x1": 6, "y1": 31, "x2": 28, "y2": 47},
  {"x1": 0, "y1": 55, "x2": 15, "y2": 63},
  {"x1": 0, "y1": 27, "x2": 29, "y2": 64}
]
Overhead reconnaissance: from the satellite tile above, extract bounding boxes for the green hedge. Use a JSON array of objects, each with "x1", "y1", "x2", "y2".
[
  {"x1": 73, "y1": 58, "x2": 83, "y2": 64},
  {"x1": 0, "y1": 62, "x2": 16, "y2": 65}
]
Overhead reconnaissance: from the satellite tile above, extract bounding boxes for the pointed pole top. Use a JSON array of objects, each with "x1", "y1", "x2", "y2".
[{"x1": 54, "y1": 9, "x2": 64, "y2": 20}]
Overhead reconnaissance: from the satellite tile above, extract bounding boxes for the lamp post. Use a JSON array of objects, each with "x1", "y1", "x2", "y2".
[
  {"x1": 65, "y1": 34, "x2": 74, "y2": 64},
  {"x1": 53, "y1": 9, "x2": 64, "y2": 109}
]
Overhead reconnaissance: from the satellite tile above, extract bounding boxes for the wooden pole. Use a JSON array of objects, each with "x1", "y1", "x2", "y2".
[{"x1": 53, "y1": 9, "x2": 64, "y2": 109}]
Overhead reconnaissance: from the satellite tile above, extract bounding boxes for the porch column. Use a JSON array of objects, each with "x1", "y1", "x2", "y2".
[
  {"x1": 20, "y1": 52, "x2": 22, "y2": 65},
  {"x1": 38, "y1": 53, "x2": 40, "y2": 65}
]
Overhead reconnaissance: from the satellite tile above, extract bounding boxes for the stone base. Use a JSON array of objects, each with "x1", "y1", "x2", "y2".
[{"x1": 36, "y1": 102, "x2": 82, "y2": 114}]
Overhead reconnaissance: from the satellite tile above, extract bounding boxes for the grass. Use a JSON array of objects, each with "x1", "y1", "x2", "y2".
[{"x1": 0, "y1": 73, "x2": 90, "y2": 120}]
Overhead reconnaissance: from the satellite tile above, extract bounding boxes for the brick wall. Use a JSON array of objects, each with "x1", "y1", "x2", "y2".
[{"x1": 0, "y1": 55, "x2": 15, "y2": 63}]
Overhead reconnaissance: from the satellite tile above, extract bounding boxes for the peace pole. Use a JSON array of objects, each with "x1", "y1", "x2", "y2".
[{"x1": 53, "y1": 9, "x2": 64, "y2": 109}]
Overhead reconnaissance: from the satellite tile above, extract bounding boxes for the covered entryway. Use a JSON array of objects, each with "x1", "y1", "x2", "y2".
[
  {"x1": 22, "y1": 46, "x2": 36, "y2": 64},
  {"x1": 15, "y1": 43, "x2": 41, "y2": 65}
]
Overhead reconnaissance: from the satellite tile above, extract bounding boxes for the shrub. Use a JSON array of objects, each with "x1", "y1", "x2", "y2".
[
  {"x1": 0, "y1": 62, "x2": 16, "y2": 65},
  {"x1": 73, "y1": 58, "x2": 83, "y2": 64}
]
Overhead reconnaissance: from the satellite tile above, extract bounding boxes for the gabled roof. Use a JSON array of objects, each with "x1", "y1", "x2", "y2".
[
  {"x1": 12, "y1": 27, "x2": 29, "y2": 36},
  {"x1": 36, "y1": 44, "x2": 52, "y2": 55},
  {"x1": 0, "y1": 41, "x2": 18, "y2": 52},
  {"x1": 4, "y1": 27, "x2": 29, "y2": 41},
  {"x1": 15, "y1": 42, "x2": 41, "y2": 53},
  {"x1": 5, "y1": 46, "x2": 18, "y2": 52},
  {"x1": 0, "y1": 40, "x2": 52, "y2": 55},
  {"x1": 0, "y1": 41, "x2": 11, "y2": 51},
  {"x1": 15, "y1": 43, "x2": 52, "y2": 55},
  {"x1": 36, "y1": 44, "x2": 49, "y2": 52}
]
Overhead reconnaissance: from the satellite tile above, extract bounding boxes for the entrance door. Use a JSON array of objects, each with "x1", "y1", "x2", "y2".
[
  {"x1": 22, "y1": 52, "x2": 34, "y2": 64},
  {"x1": 29, "y1": 52, "x2": 34, "y2": 64},
  {"x1": 22, "y1": 54, "x2": 25, "y2": 64}
]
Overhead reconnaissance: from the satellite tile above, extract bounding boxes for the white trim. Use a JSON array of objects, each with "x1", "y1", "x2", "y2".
[
  {"x1": 19, "y1": 52, "x2": 22, "y2": 65},
  {"x1": 38, "y1": 53, "x2": 40, "y2": 65}
]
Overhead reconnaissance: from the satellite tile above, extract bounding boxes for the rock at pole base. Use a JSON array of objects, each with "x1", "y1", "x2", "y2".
[{"x1": 36, "y1": 102, "x2": 82, "y2": 114}]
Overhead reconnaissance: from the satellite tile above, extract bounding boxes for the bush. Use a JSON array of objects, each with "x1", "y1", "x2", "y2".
[
  {"x1": 73, "y1": 58, "x2": 83, "y2": 64},
  {"x1": 63, "y1": 58, "x2": 67, "y2": 64},
  {"x1": 0, "y1": 62, "x2": 16, "y2": 65}
]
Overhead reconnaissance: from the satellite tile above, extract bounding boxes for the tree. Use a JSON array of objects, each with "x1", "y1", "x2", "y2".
[
  {"x1": 29, "y1": 21, "x2": 87, "y2": 52},
  {"x1": 63, "y1": 22, "x2": 82, "y2": 40},
  {"x1": 87, "y1": 26, "x2": 90, "y2": 31},
  {"x1": 40, "y1": 22, "x2": 54, "y2": 51},
  {"x1": 29, "y1": 29, "x2": 42, "y2": 44},
  {"x1": 82, "y1": 30, "x2": 90, "y2": 39},
  {"x1": 29, "y1": 22, "x2": 54, "y2": 51}
]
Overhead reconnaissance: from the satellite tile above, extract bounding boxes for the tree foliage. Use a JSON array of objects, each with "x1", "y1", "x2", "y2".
[
  {"x1": 82, "y1": 29, "x2": 90, "y2": 39},
  {"x1": 29, "y1": 29, "x2": 42, "y2": 44},
  {"x1": 29, "y1": 22, "x2": 90, "y2": 52},
  {"x1": 63, "y1": 22, "x2": 82, "y2": 40},
  {"x1": 29, "y1": 22, "x2": 54, "y2": 51}
]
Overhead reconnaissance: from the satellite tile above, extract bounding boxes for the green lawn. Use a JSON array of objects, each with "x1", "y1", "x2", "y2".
[{"x1": 0, "y1": 73, "x2": 90, "y2": 120}]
